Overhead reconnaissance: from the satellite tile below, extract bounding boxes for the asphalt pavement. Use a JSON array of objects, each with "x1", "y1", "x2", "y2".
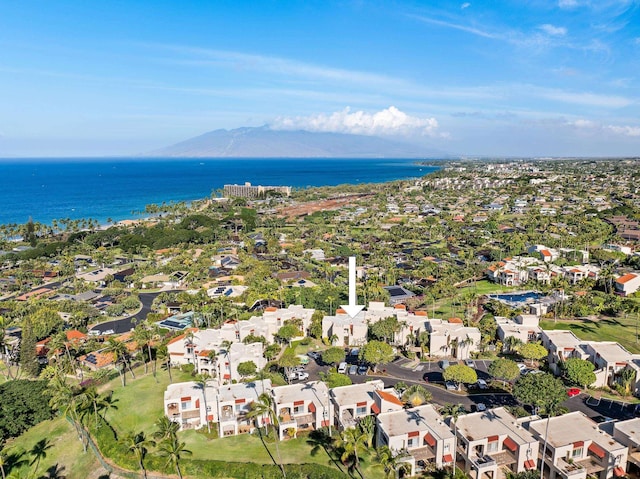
[
  {"x1": 88, "y1": 292, "x2": 159, "y2": 335},
  {"x1": 302, "y1": 354, "x2": 638, "y2": 421}
]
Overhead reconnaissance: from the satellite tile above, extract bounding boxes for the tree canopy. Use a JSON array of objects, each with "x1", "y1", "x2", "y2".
[
  {"x1": 359, "y1": 341, "x2": 394, "y2": 372},
  {"x1": 321, "y1": 347, "x2": 345, "y2": 366},
  {"x1": 0, "y1": 380, "x2": 53, "y2": 441},
  {"x1": 563, "y1": 358, "x2": 596, "y2": 389},
  {"x1": 443, "y1": 364, "x2": 477, "y2": 386},
  {"x1": 488, "y1": 358, "x2": 520, "y2": 383},
  {"x1": 513, "y1": 373, "x2": 567, "y2": 412},
  {"x1": 518, "y1": 342, "x2": 548, "y2": 363}
]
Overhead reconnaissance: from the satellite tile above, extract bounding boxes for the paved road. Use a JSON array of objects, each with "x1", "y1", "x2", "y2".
[
  {"x1": 303, "y1": 354, "x2": 637, "y2": 421},
  {"x1": 88, "y1": 292, "x2": 160, "y2": 335}
]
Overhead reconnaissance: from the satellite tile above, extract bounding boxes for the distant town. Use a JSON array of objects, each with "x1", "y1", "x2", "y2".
[{"x1": 3, "y1": 158, "x2": 640, "y2": 479}]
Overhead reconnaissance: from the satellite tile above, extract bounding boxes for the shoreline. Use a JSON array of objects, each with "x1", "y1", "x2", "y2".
[{"x1": 0, "y1": 158, "x2": 437, "y2": 228}]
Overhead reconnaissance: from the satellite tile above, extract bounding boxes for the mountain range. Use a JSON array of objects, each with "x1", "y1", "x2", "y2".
[{"x1": 145, "y1": 126, "x2": 448, "y2": 158}]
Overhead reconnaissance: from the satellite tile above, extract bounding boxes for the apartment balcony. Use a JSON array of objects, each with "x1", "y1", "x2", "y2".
[
  {"x1": 488, "y1": 449, "x2": 517, "y2": 467},
  {"x1": 339, "y1": 410, "x2": 357, "y2": 429},
  {"x1": 473, "y1": 455, "x2": 497, "y2": 471},
  {"x1": 557, "y1": 457, "x2": 587, "y2": 479}
]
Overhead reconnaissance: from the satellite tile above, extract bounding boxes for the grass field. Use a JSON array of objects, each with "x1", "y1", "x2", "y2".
[
  {"x1": 3, "y1": 416, "x2": 107, "y2": 479},
  {"x1": 4, "y1": 363, "x2": 385, "y2": 478},
  {"x1": 540, "y1": 315, "x2": 640, "y2": 354}
]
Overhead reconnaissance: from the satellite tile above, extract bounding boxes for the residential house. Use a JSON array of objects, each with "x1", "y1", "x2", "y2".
[
  {"x1": 271, "y1": 381, "x2": 331, "y2": 440},
  {"x1": 455, "y1": 407, "x2": 539, "y2": 479},
  {"x1": 615, "y1": 273, "x2": 640, "y2": 297},
  {"x1": 376, "y1": 404, "x2": 456, "y2": 475},
  {"x1": 528, "y1": 412, "x2": 628, "y2": 479},
  {"x1": 330, "y1": 380, "x2": 385, "y2": 430}
]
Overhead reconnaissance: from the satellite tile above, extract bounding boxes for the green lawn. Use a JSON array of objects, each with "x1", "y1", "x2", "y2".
[
  {"x1": 3, "y1": 416, "x2": 106, "y2": 479},
  {"x1": 541, "y1": 316, "x2": 640, "y2": 354},
  {"x1": 103, "y1": 366, "x2": 194, "y2": 434}
]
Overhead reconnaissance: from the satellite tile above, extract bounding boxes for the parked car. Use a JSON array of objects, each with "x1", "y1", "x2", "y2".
[
  {"x1": 349, "y1": 365, "x2": 358, "y2": 375},
  {"x1": 476, "y1": 379, "x2": 488, "y2": 389},
  {"x1": 307, "y1": 351, "x2": 320, "y2": 360},
  {"x1": 337, "y1": 362, "x2": 348, "y2": 374},
  {"x1": 445, "y1": 381, "x2": 457, "y2": 391},
  {"x1": 567, "y1": 387, "x2": 581, "y2": 398},
  {"x1": 517, "y1": 362, "x2": 527, "y2": 372},
  {"x1": 358, "y1": 365, "x2": 368, "y2": 375},
  {"x1": 465, "y1": 359, "x2": 474, "y2": 367},
  {"x1": 440, "y1": 360, "x2": 450, "y2": 370},
  {"x1": 296, "y1": 371, "x2": 309, "y2": 381},
  {"x1": 476, "y1": 403, "x2": 487, "y2": 412}
]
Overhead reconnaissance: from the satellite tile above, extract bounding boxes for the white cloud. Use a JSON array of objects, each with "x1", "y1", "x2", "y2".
[
  {"x1": 270, "y1": 106, "x2": 441, "y2": 137},
  {"x1": 461, "y1": 2, "x2": 471, "y2": 9},
  {"x1": 539, "y1": 24, "x2": 567, "y2": 36},
  {"x1": 566, "y1": 119, "x2": 640, "y2": 137},
  {"x1": 534, "y1": 87, "x2": 633, "y2": 108},
  {"x1": 607, "y1": 125, "x2": 640, "y2": 137}
]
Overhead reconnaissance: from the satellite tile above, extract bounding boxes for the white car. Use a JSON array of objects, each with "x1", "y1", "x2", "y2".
[
  {"x1": 296, "y1": 371, "x2": 309, "y2": 381},
  {"x1": 517, "y1": 362, "x2": 527, "y2": 372},
  {"x1": 476, "y1": 379, "x2": 488, "y2": 389},
  {"x1": 465, "y1": 359, "x2": 474, "y2": 367},
  {"x1": 476, "y1": 403, "x2": 487, "y2": 412}
]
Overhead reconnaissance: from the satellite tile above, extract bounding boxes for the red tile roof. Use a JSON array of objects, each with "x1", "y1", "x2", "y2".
[
  {"x1": 617, "y1": 273, "x2": 638, "y2": 284},
  {"x1": 376, "y1": 390, "x2": 403, "y2": 406}
]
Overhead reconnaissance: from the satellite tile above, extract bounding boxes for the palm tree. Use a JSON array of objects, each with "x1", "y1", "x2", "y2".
[
  {"x1": 103, "y1": 338, "x2": 131, "y2": 387},
  {"x1": 401, "y1": 384, "x2": 433, "y2": 408},
  {"x1": 120, "y1": 431, "x2": 155, "y2": 479},
  {"x1": 132, "y1": 324, "x2": 153, "y2": 375},
  {"x1": 29, "y1": 439, "x2": 52, "y2": 479},
  {"x1": 246, "y1": 393, "x2": 286, "y2": 478},
  {"x1": 194, "y1": 374, "x2": 212, "y2": 433},
  {"x1": 156, "y1": 343, "x2": 172, "y2": 383},
  {"x1": 157, "y1": 437, "x2": 192, "y2": 479},
  {"x1": 153, "y1": 415, "x2": 179, "y2": 443},
  {"x1": 375, "y1": 445, "x2": 411, "y2": 479},
  {"x1": 337, "y1": 427, "x2": 368, "y2": 476},
  {"x1": 440, "y1": 403, "x2": 466, "y2": 476}
]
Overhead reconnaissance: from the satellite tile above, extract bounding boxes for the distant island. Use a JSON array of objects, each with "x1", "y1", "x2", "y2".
[{"x1": 144, "y1": 126, "x2": 450, "y2": 158}]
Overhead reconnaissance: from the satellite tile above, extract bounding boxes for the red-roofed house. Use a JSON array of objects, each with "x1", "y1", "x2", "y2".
[{"x1": 615, "y1": 273, "x2": 640, "y2": 297}]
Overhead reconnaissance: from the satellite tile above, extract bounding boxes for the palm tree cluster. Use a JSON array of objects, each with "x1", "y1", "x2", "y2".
[{"x1": 47, "y1": 374, "x2": 119, "y2": 453}]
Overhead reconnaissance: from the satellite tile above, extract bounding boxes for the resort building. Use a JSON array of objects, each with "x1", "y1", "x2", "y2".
[
  {"x1": 215, "y1": 380, "x2": 273, "y2": 437},
  {"x1": 527, "y1": 412, "x2": 628, "y2": 479},
  {"x1": 427, "y1": 319, "x2": 481, "y2": 360},
  {"x1": 496, "y1": 315, "x2": 542, "y2": 349},
  {"x1": 376, "y1": 404, "x2": 456, "y2": 475},
  {"x1": 613, "y1": 418, "x2": 640, "y2": 476},
  {"x1": 223, "y1": 182, "x2": 291, "y2": 198},
  {"x1": 330, "y1": 380, "x2": 384, "y2": 430},
  {"x1": 455, "y1": 407, "x2": 539, "y2": 479},
  {"x1": 271, "y1": 381, "x2": 332, "y2": 440}
]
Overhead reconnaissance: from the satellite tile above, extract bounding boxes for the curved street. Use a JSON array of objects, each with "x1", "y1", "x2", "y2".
[{"x1": 88, "y1": 292, "x2": 160, "y2": 335}]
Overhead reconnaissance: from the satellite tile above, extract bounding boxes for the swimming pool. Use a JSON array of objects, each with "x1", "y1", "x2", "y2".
[{"x1": 488, "y1": 291, "x2": 542, "y2": 304}]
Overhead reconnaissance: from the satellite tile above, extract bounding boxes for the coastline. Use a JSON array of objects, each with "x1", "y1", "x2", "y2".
[{"x1": 0, "y1": 158, "x2": 438, "y2": 227}]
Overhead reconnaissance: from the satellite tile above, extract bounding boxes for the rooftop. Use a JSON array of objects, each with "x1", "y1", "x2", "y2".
[
  {"x1": 528, "y1": 411, "x2": 625, "y2": 452},
  {"x1": 377, "y1": 405, "x2": 454, "y2": 440},
  {"x1": 330, "y1": 380, "x2": 384, "y2": 405},
  {"x1": 455, "y1": 407, "x2": 536, "y2": 445}
]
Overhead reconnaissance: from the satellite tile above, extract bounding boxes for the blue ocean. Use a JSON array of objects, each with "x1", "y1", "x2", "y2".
[{"x1": 0, "y1": 158, "x2": 438, "y2": 226}]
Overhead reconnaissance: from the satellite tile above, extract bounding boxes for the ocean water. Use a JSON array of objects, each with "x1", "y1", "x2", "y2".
[{"x1": 0, "y1": 158, "x2": 438, "y2": 226}]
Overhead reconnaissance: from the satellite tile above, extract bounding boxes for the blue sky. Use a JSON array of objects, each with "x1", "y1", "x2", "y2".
[{"x1": 1, "y1": 0, "x2": 639, "y2": 157}]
